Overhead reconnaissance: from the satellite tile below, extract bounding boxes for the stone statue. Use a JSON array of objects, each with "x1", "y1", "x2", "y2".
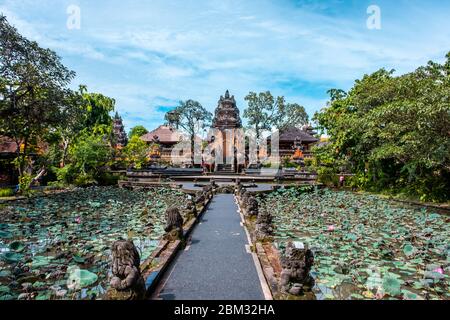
[
  {"x1": 164, "y1": 206, "x2": 184, "y2": 240},
  {"x1": 194, "y1": 191, "x2": 206, "y2": 205},
  {"x1": 109, "y1": 239, "x2": 146, "y2": 300},
  {"x1": 279, "y1": 242, "x2": 315, "y2": 295},
  {"x1": 255, "y1": 209, "x2": 273, "y2": 240},
  {"x1": 245, "y1": 196, "x2": 258, "y2": 217},
  {"x1": 185, "y1": 199, "x2": 198, "y2": 218},
  {"x1": 202, "y1": 184, "x2": 213, "y2": 199},
  {"x1": 235, "y1": 179, "x2": 242, "y2": 195},
  {"x1": 239, "y1": 189, "x2": 250, "y2": 209}
]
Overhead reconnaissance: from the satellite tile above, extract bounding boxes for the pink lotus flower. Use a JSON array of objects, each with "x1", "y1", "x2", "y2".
[
  {"x1": 75, "y1": 217, "x2": 81, "y2": 224},
  {"x1": 433, "y1": 267, "x2": 444, "y2": 274},
  {"x1": 327, "y1": 225, "x2": 335, "y2": 232},
  {"x1": 376, "y1": 290, "x2": 385, "y2": 300}
]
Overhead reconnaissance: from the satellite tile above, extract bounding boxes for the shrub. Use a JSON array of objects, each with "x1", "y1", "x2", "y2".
[
  {"x1": 19, "y1": 173, "x2": 34, "y2": 197},
  {"x1": 0, "y1": 188, "x2": 14, "y2": 197}
]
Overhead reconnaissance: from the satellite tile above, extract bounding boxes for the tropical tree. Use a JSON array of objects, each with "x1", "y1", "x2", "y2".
[
  {"x1": 165, "y1": 100, "x2": 212, "y2": 163},
  {"x1": 313, "y1": 52, "x2": 450, "y2": 201},
  {"x1": 123, "y1": 135, "x2": 149, "y2": 169},
  {"x1": 244, "y1": 91, "x2": 309, "y2": 137},
  {"x1": 57, "y1": 131, "x2": 113, "y2": 186},
  {"x1": 128, "y1": 125, "x2": 148, "y2": 139},
  {"x1": 243, "y1": 91, "x2": 276, "y2": 142},
  {"x1": 0, "y1": 15, "x2": 75, "y2": 177},
  {"x1": 272, "y1": 102, "x2": 309, "y2": 131}
]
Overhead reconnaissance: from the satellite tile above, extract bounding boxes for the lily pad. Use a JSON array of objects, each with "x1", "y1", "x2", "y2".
[
  {"x1": 30, "y1": 256, "x2": 54, "y2": 268},
  {"x1": 72, "y1": 254, "x2": 85, "y2": 264},
  {"x1": 0, "y1": 252, "x2": 24, "y2": 263},
  {"x1": 0, "y1": 286, "x2": 10, "y2": 293},
  {"x1": 403, "y1": 243, "x2": 416, "y2": 257},
  {"x1": 382, "y1": 273, "x2": 403, "y2": 297},
  {"x1": 0, "y1": 230, "x2": 12, "y2": 239},
  {"x1": 9, "y1": 241, "x2": 26, "y2": 252},
  {"x1": 67, "y1": 267, "x2": 98, "y2": 290}
]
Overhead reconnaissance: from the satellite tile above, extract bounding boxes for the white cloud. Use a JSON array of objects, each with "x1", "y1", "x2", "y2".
[{"x1": 1, "y1": 0, "x2": 449, "y2": 130}]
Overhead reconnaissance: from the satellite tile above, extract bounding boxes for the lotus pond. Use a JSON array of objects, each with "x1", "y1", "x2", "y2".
[
  {"x1": 0, "y1": 186, "x2": 188, "y2": 300},
  {"x1": 258, "y1": 188, "x2": 449, "y2": 300}
]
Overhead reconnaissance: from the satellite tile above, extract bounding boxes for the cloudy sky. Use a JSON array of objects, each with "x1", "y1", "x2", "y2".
[{"x1": 1, "y1": 0, "x2": 449, "y2": 132}]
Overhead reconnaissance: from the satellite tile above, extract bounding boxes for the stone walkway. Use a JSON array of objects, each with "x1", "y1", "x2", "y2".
[{"x1": 155, "y1": 194, "x2": 265, "y2": 300}]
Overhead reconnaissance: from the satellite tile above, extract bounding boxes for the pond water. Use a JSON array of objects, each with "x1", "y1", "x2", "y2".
[
  {"x1": 0, "y1": 186, "x2": 188, "y2": 300},
  {"x1": 259, "y1": 188, "x2": 449, "y2": 300}
]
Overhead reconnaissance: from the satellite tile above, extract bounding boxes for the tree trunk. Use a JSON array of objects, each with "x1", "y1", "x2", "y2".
[
  {"x1": 190, "y1": 134, "x2": 195, "y2": 166},
  {"x1": 32, "y1": 167, "x2": 46, "y2": 185},
  {"x1": 61, "y1": 138, "x2": 69, "y2": 167}
]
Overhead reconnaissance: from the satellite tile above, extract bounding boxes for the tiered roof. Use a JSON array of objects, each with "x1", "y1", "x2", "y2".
[{"x1": 212, "y1": 90, "x2": 242, "y2": 129}]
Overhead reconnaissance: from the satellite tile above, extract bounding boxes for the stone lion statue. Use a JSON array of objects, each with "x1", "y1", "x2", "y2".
[
  {"x1": 164, "y1": 206, "x2": 184, "y2": 240},
  {"x1": 279, "y1": 241, "x2": 315, "y2": 295},
  {"x1": 245, "y1": 196, "x2": 258, "y2": 217},
  {"x1": 109, "y1": 239, "x2": 146, "y2": 300},
  {"x1": 185, "y1": 199, "x2": 198, "y2": 218},
  {"x1": 195, "y1": 191, "x2": 206, "y2": 205},
  {"x1": 255, "y1": 209, "x2": 273, "y2": 240}
]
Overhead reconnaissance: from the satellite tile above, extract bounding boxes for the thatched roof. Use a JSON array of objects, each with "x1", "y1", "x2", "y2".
[
  {"x1": 268, "y1": 127, "x2": 319, "y2": 143},
  {"x1": 140, "y1": 125, "x2": 184, "y2": 144}
]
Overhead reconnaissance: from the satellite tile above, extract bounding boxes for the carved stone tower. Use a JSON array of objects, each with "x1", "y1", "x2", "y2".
[
  {"x1": 113, "y1": 112, "x2": 128, "y2": 148},
  {"x1": 211, "y1": 90, "x2": 243, "y2": 173},
  {"x1": 212, "y1": 90, "x2": 242, "y2": 129}
]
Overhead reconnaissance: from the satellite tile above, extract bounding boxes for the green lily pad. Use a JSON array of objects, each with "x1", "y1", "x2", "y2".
[
  {"x1": 0, "y1": 252, "x2": 24, "y2": 263},
  {"x1": 0, "y1": 285, "x2": 10, "y2": 293},
  {"x1": 403, "y1": 244, "x2": 416, "y2": 257},
  {"x1": 402, "y1": 290, "x2": 421, "y2": 300},
  {"x1": 72, "y1": 254, "x2": 85, "y2": 264},
  {"x1": 9, "y1": 241, "x2": 25, "y2": 252},
  {"x1": 0, "y1": 230, "x2": 12, "y2": 239},
  {"x1": 35, "y1": 292, "x2": 52, "y2": 300},
  {"x1": 30, "y1": 256, "x2": 54, "y2": 268},
  {"x1": 382, "y1": 273, "x2": 403, "y2": 297},
  {"x1": 67, "y1": 267, "x2": 98, "y2": 289}
]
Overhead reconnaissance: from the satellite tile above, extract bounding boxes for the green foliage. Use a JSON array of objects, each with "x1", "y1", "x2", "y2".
[
  {"x1": 123, "y1": 135, "x2": 149, "y2": 169},
  {"x1": 164, "y1": 100, "x2": 212, "y2": 162},
  {"x1": 18, "y1": 173, "x2": 34, "y2": 197},
  {"x1": 243, "y1": 91, "x2": 309, "y2": 139},
  {"x1": 281, "y1": 156, "x2": 298, "y2": 168},
  {"x1": 0, "y1": 16, "x2": 75, "y2": 178},
  {"x1": 128, "y1": 125, "x2": 148, "y2": 139},
  {"x1": 0, "y1": 188, "x2": 14, "y2": 197},
  {"x1": 0, "y1": 17, "x2": 118, "y2": 188},
  {"x1": 313, "y1": 53, "x2": 450, "y2": 202},
  {"x1": 54, "y1": 130, "x2": 113, "y2": 186}
]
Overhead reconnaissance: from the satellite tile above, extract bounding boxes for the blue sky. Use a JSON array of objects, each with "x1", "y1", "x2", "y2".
[{"x1": 1, "y1": 0, "x2": 449, "y2": 132}]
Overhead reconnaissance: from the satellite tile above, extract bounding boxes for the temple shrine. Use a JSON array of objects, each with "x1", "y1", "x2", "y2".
[
  {"x1": 209, "y1": 90, "x2": 243, "y2": 173},
  {"x1": 141, "y1": 90, "x2": 318, "y2": 173}
]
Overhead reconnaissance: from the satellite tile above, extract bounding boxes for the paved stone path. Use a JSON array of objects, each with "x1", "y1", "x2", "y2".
[{"x1": 156, "y1": 194, "x2": 265, "y2": 300}]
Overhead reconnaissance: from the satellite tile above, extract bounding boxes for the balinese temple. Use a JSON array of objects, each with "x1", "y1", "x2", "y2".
[
  {"x1": 268, "y1": 125, "x2": 319, "y2": 160},
  {"x1": 0, "y1": 136, "x2": 48, "y2": 185},
  {"x1": 112, "y1": 112, "x2": 128, "y2": 149},
  {"x1": 140, "y1": 125, "x2": 185, "y2": 163},
  {"x1": 209, "y1": 90, "x2": 244, "y2": 173}
]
